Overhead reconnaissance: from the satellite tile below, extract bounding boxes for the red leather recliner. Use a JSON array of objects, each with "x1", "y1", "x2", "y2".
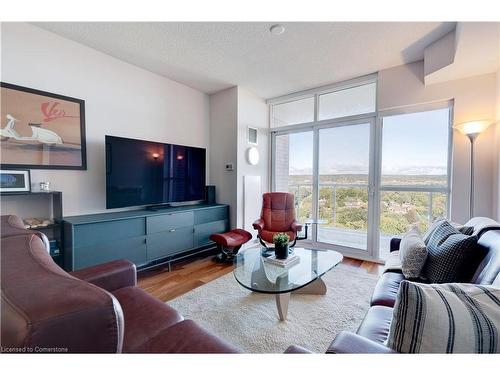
[{"x1": 252, "y1": 192, "x2": 303, "y2": 247}]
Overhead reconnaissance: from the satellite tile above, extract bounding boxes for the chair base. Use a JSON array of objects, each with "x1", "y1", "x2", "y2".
[{"x1": 214, "y1": 247, "x2": 240, "y2": 264}]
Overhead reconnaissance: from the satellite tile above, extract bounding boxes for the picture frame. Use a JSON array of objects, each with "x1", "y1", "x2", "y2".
[
  {"x1": 0, "y1": 82, "x2": 87, "y2": 170},
  {"x1": 0, "y1": 169, "x2": 31, "y2": 193}
]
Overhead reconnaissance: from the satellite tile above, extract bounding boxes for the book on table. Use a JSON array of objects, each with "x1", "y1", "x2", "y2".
[{"x1": 264, "y1": 254, "x2": 300, "y2": 268}]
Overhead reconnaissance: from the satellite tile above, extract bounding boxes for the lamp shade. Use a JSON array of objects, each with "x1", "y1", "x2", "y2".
[{"x1": 454, "y1": 120, "x2": 492, "y2": 136}]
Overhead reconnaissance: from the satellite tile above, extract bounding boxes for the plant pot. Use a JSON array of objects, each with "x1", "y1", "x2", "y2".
[{"x1": 274, "y1": 243, "x2": 289, "y2": 259}]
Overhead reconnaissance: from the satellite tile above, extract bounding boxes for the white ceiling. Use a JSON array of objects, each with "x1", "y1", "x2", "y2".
[{"x1": 32, "y1": 22, "x2": 478, "y2": 98}]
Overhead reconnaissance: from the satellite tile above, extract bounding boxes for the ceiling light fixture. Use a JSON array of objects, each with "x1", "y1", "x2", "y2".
[{"x1": 269, "y1": 24, "x2": 285, "y2": 36}]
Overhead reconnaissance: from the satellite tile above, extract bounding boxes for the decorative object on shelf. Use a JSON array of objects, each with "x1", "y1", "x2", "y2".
[
  {"x1": 0, "y1": 82, "x2": 87, "y2": 170},
  {"x1": 23, "y1": 217, "x2": 54, "y2": 229},
  {"x1": 246, "y1": 146, "x2": 260, "y2": 165},
  {"x1": 0, "y1": 169, "x2": 31, "y2": 193},
  {"x1": 273, "y1": 232, "x2": 290, "y2": 259},
  {"x1": 453, "y1": 120, "x2": 492, "y2": 219},
  {"x1": 39, "y1": 181, "x2": 51, "y2": 192}
]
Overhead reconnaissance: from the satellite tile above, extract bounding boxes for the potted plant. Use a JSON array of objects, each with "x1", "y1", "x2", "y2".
[{"x1": 273, "y1": 232, "x2": 290, "y2": 259}]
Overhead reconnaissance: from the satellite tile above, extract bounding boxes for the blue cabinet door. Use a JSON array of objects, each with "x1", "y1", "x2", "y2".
[
  {"x1": 147, "y1": 212, "x2": 194, "y2": 233},
  {"x1": 146, "y1": 226, "x2": 194, "y2": 261},
  {"x1": 73, "y1": 218, "x2": 145, "y2": 248},
  {"x1": 194, "y1": 220, "x2": 229, "y2": 247},
  {"x1": 73, "y1": 236, "x2": 147, "y2": 270},
  {"x1": 194, "y1": 206, "x2": 228, "y2": 224}
]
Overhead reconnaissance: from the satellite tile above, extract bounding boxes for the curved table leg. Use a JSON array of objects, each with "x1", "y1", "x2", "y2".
[
  {"x1": 292, "y1": 277, "x2": 327, "y2": 295},
  {"x1": 276, "y1": 293, "x2": 290, "y2": 321}
]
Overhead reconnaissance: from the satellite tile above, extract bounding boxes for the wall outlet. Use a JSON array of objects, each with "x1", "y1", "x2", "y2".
[{"x1": 225, "y1": 163, "x2": 234, "y2": 171}]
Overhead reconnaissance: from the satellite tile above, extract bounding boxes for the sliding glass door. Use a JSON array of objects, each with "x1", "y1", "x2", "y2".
[
  {"x1": 317, "y1": 121, "x2": 372, "y2": 252},
  {"x1": 272, "y1": 118, "x2": 375, "y2": 257}
]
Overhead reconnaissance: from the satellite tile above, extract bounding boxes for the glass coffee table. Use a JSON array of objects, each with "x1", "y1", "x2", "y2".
[{"x1": 233, "y1": 247, "x2": 343, "y2": 321}]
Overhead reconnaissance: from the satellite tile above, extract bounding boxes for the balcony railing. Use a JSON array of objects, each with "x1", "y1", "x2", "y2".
[{"x1": 286, "y1": 182, "x2": 447, "y2": 258}]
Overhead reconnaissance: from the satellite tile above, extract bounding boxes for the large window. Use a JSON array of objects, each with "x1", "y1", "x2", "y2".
[
  {"x1": 271, "y1": 76, "x2": 452, "y2": 261},
  {"x1": 274, "y1": 131, "x2": 314, "y2": 224},
  {"x1": 378, "y1": 107, "x2": 452, "y2": 259},
  {"x1": 272, "y1": 97, "x2": 314, "y2": 127},
  {"x1": 318, "y1": 83, "x2": 376, "y2": 121}
]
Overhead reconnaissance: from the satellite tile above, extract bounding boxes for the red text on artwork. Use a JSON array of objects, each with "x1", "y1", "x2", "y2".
[{"x1": 41, "y1": 102, "x2": 78, "y2": 122}]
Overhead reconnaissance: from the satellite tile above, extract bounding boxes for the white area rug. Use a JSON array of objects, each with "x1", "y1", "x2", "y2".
[{"x1": 168, "y1": 264, "x2": 379, "y2": 353}]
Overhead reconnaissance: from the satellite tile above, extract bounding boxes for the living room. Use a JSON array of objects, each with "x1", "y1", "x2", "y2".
[{"x1": 1, "y1": 0, "x2": 500, "y2": 372}]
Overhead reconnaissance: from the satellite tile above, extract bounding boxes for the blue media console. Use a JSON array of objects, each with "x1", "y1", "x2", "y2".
[{"x1": 63, "y1": 203, "x2": 229, "y2": 271}]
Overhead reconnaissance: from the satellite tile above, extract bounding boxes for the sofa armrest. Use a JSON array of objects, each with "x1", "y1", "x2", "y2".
[
  {"x1": 253, "y1": 218, "x2": 265, "y2": 231},
  {"x1": 284, "y1": 345, "x2": 313, "y2": 354},
  {"x1": 390, "y1": 238, "x2": 401, "y2": 252},
  {"x1": 327, "y1": 332, "x2": 397, "y2": 354},
  {"x1": 291, "y1": 220, "x2": 303, "y2": 233},
  {"x1": 70, "y1": 259, "x2": 137, "y2": 292}
]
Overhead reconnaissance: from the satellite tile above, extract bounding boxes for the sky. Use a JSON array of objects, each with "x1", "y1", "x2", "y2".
[{"x1": 282, "y1": 108, "x2": 450, "y2": 176}]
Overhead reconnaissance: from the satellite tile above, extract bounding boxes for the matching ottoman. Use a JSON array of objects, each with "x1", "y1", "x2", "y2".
[{"x1": 210, "y1": 229, "x2": 252, "y2": 263}]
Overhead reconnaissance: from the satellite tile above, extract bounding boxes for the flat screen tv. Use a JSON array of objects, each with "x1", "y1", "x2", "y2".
[{"x1": 105, "y1": 135, "x2": 206, "y2": 209}]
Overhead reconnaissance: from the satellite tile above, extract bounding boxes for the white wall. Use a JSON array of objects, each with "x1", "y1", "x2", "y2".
[
  {"x1": 1, "y1": 23, "x2": 210, "y2": 217},
  {"x1": 208, "y1": 86, "x2": 269, "y2": 230},
  {"x1": 378, "y1": 61, "x2": 497, "y2": 223},
  {"x1": 236, "y1": 87, "x2": 269, "y2": 231},
  {"x1": 496, "y1": 24, "x2": 500, "y2": 221},
  {"x1": 208, "y1": 87, "x2": 238, "y2": 227}
]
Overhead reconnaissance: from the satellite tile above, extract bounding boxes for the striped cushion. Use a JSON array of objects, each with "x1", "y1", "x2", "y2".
[
  {"x1": 388, "y1": 281, "x2": 500, "y2": 353},
  {"x1": 422, "y1": 220, "x2": 478, "y2": 283}
]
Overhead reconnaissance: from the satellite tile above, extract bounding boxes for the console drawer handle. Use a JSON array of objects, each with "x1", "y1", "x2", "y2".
[{"x1": 169, "y1": 229, "x2": 176, "y2": 232}]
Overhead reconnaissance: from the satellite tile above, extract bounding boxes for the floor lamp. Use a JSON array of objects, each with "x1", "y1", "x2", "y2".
[{"x1": 454, "y1": 120, "x2": 492, "y2": 219}]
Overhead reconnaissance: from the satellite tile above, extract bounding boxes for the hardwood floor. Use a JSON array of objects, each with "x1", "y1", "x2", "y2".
[{"x1": 138, "y1": 249, "x2": 383, "y2": 302}]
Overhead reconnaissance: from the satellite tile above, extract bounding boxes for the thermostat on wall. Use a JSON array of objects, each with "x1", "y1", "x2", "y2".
[{"x1": 225, "y1": 163, "x2": 234, "y2": 171}]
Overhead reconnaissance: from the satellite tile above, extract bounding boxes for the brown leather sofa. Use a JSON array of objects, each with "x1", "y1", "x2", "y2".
[
  {"x1": 1, "y1": 215, "x2": 240, "y2": 353},
  {"x1": 327, "y1": 221, "x2": 500, "y2": 354}
]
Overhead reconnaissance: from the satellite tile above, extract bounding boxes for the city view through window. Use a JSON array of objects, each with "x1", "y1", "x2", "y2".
[{"x1": 273, "y1": 107, "x2": 451, "y2": 259}]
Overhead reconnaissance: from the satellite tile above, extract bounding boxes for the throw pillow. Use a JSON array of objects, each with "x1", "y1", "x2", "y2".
[
  {"x1": 387, "y1": 281, "x2": 500, "y2": 353},
  {"x1": 383, "y1": 250, "x2": 402, "y2": 273},
  {"x1": 458, "y1": 226, "x2": 474, "y2": 236},
  {"x1": 399, "y1": 228, "x2": 427, "y2": 279},
  {"x1": 423, "y1": 217, "x2": 474, "y2": 243},
  {"x1": 422, "y1": 220, "x2": 478, "y2": 283},
  {"x1": 422, "y1": 217, "x2": 447, "y2": 244}
]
